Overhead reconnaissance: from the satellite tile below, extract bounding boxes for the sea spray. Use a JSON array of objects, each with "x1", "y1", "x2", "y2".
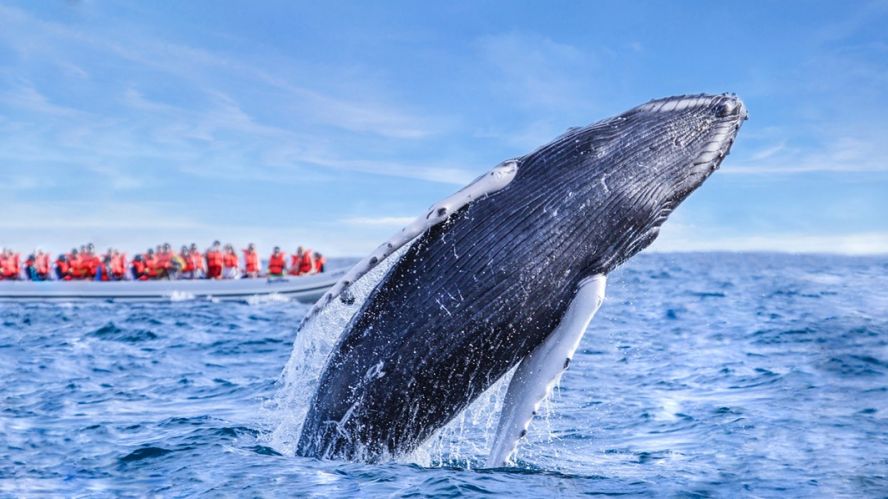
[{"x1": 264, "y1": 246, "x2": 409, "y2": 455}]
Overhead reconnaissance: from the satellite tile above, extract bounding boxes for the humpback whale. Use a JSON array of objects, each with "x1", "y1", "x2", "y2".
[{"x1": 294, "y1": 94, "x2": 747, "y2": 465}]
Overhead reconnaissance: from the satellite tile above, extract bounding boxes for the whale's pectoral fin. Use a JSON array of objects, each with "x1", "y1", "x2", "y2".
[
  {"x1": 486, "y1": 274, "x2": 606, "y2": 467},
  {"x1": 301, "y1": 159, "x2": 520, "y2": 326}
]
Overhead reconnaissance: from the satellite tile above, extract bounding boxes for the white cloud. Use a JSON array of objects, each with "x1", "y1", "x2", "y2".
[{"x1": 341, "y1": 216, "x2": 415, "y2": 227}]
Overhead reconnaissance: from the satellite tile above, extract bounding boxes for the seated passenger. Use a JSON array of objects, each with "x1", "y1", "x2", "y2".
[
  {"x1": 110, "y1": 250, "x2": 126, "y2": 281},
  {"x1": 206, "y1": 241, "x2": 223, "y2": 279},
  {"x1": 55, "y1": 254, "x2": 73, "y2": 281},
  {"x1": 132, "y1": 254, "x2": 148, "y2": 280},
  {"x1": 2, "y1": 250, "x2": 22, "y2": 280},
  {"x1": 168, "y1": 251, "x2": 186, "y2": 280},
  {"x1": 268, "y1": 246, "x2": 287, "y2": 277},
  {"x1": 144, "y1": 249, "x2": 158, "y2": 279},
  {"x1": 222, "y1": 244, "x2": 240, "y2": 279},
  {"x1": 94, "y1": 256, "x2": 112, "y2": 281},
  {"x1": 179, "y1": 245, "x2": 195, "y2": 279},
  {"x1": 242, "y1": 243, "x2": 260, "y2": 278},
  {"x1": 289, "y1": 246, "x2": 315, "y2": 276},
  {"x1": 24, "y1": 254, "x2": 39, "y2": 281},
  {"x1": 314, "y1": 251, "x2": 326, "y2": 273},
  {"x1": 35, "y1": 250, "x2": 51, "y2": 280},
  {"x1": 189, "y1": 243, "x2": 205, "y2": 279}
]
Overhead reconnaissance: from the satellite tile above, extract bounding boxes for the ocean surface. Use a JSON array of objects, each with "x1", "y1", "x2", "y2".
[{"x1": 1, "y1": 253, "x2": 886, "y2": 497}]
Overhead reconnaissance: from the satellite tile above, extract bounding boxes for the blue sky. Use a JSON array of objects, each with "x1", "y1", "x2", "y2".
[{"x1": 1, "y1": 1, "x2": 886, "y2": 256}]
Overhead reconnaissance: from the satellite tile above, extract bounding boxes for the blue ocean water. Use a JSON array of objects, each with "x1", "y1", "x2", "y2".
[{"x1": 1, "y1": 253, "x2": 886, "y2": 497}]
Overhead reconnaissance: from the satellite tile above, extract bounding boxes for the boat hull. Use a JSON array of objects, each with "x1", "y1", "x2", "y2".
[{"x1": 0, "y1": 270, "x2": 344, "y2": 303}]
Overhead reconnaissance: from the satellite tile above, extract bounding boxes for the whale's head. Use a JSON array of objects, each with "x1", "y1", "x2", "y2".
[{"x1": 516, "y1": 93, "x2": 747, "y2": 274}]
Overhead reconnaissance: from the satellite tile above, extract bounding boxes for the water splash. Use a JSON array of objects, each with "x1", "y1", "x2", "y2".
[{"x1": 263, "y1": 245, "x2": 410, "y2": 455}]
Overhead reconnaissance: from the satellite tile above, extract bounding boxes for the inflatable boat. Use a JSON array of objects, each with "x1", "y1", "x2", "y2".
[{"x1": 0, "y1": 269, "x2": 345, "y2": 303}]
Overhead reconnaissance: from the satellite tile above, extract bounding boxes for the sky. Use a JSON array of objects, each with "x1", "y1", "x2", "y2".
[{"x1": 1, "y1": 1, "x2": 886, "y2": 257}]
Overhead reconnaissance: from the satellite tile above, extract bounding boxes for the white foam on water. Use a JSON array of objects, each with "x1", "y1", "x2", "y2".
[
  {"x1": 263, "y1": 244, "x2": 410, "y2": 455},
  {"x1": 245, "y1": 293, "x2": 291, "y2": 306},
  {"x1": 166, "y1": 291, "x2": 196, "y2": 302}
]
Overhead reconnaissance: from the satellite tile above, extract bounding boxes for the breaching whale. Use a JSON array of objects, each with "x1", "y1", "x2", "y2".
[{"x1": 294, "y1": 93, "x2": 747, "y2": 465}]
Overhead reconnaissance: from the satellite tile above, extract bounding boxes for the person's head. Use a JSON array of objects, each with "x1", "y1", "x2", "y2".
[
  {"x1": 314, "y1": 251, "x2": 321, "y2": 258},
  {"x1": 213, "y1": 240, "x2": 221, "y2": 249},
  {"x1": 87, "y1": 243, "x2": 94, "y2": 252},
  {"x1": 134, "y1": 254, "x2": 142, "y2": 261},
  {"x1": 248, "y1": 243, "x2": 255, "y2": 251},
  {"x1": 71, "y1": 248, "x2": 79, "y2": 256},
  {"x1": 297, "y1": 245, "x2": 304, "y2": 255},
  {"x1": 147, "y1": 248, "x2": 154, "y2": 255},
  {"x1": 181, "y1": 245, "x2": 188, "y2": 254},
  {"x1": 58, "y1": 254, "x2": 66, "y2": 262},
  {"x1": 273, "y1": 246, "x2": 280, "y2": 254},
  {"x1": 163, "y1": 243, "x2": 171, "y2": 251}
]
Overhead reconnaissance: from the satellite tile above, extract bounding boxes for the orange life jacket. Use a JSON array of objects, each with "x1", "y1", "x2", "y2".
[
  {"x1": 3, "y1": 253, "x2": 19, "y2": 277},
  {"x1": 268, "y1": 253, "x2": 286, "y2": 275},
  {"x1": 144, "y1": 255, "x2": 158, "y2": 277},
  {"x1": 111, "y1": 254, "x2": 126, "y2": 277},
  {"x1": 243, "y1": 250, "x2": 259, "y2": 273},
  {"x1": 288, "y1": 255, "x2": 302, "y2": 276},
  {"x1": 189, "y1": 251, "x2": 204, "y2": 271},
  {"x1": 315, "y1": 255, "x2": 326, "y2": 273},
  {"x1": 35, "y1": 254, "x2": 50, "y2": 275}
]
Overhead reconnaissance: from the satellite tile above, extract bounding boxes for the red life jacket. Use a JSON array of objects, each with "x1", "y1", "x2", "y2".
[
  {"x1": 288, "y1": 255, "x2": 302, "y2": 276},
  {"x1": 223, "y1": 252, "x2": 238, "y2": 269},
  {"x1": 268, "y1": 253, "x2": 286, "y2": 275},
  {"x1": 299, "y1": 249, "x2": 314, "y2": 274},
  {"x1": 206, "y1": 250, "x2": 223, "y2": 268},
  {"x1": 183, "y1": 253, "x2": 195, "y2": 272},
  {"x1": 243, "y1": 250, "x2": 259, "y2": 273},
  {"x1": 315, "y1": 255, "x2": 326, "y2": 273}
]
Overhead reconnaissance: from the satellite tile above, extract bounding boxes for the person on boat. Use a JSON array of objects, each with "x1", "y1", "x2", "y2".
[
  {"x1": 110, "y1": 250, "x2": 126, "y2": 281},
  {"x1": 67, "y1": 249, "x2": 81, "y2": 279},
  {"x1": 55, "y1": 254, "x2": 73, "y2": 280},
  {"x1": 24, "y1": 254, "x2": 39, "y2": 281},
  {"x1": 268, "y1": 246, "x2": 287, "y2": 277},
  {"x1": 178, "y1": 245, "x2": 195, "y2": 279},
  {"x1": 131, "y1": 254, "x2": 148, "y2": 280},
  {"x1": 94, "y1": 256, "x2": 113, "y2": 281},
  {"x1": 4, "y1": 249, "x2": 21, "y2": 280},
  {"x1": 242, "y1": 243, "x2": 260, "y2": 278},
  {"x1": 314, "y1": 251, "x2": 326, "y2": 273},
  {"x1": 206, "y1": 241, "x2": 223, "y2": 279},
  {"x1": 289, "y1": 246, "x2": 315, "y2": 276},
  {"x1": 144, "y1": 248, "x2": 159, "y2": 280},
  {"x1": 189, "y1": 243, "x2": 206, "y2": 279},
  {"x1": 168, "y1": 250, "x2": 186, "y2": 280},
  {"x1": 82, "y1": 245, "x2": 100, "y2": 280},
  {"x1": 222, "y1": 244, "x2": 240, "y2": 279},
  {"x1": 155, "y1": 243, "x2": 173, "y2": 279},
  {"x1": 35, "y1": 250, "x2": 51, "y2": 280}
]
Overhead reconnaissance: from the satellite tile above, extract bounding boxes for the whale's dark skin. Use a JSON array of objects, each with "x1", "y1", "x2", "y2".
[{"x1": 297, "y1": 94, "x2": 747, "y2": 462}]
